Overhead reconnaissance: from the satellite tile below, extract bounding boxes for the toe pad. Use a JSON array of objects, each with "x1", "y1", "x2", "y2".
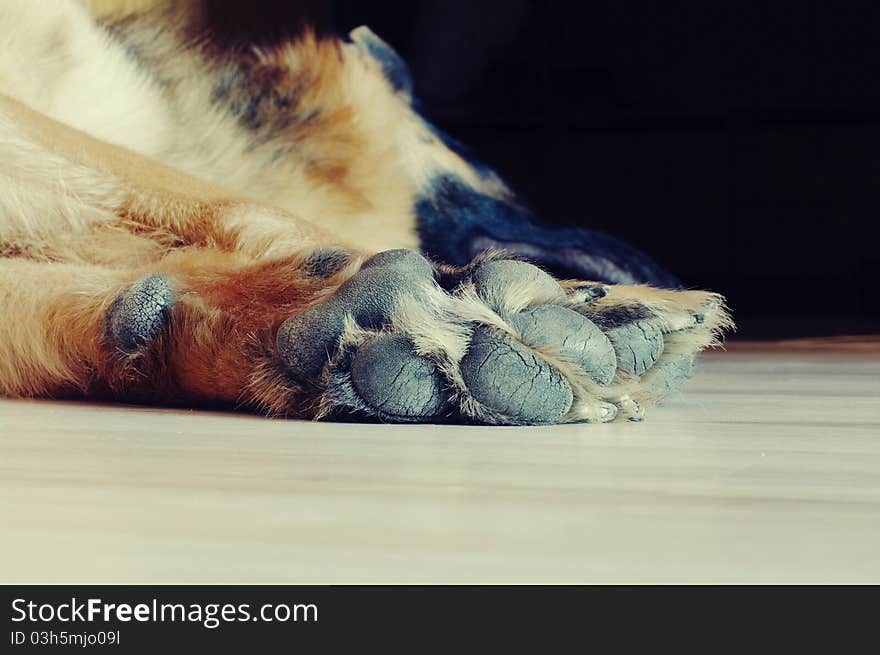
[
  {"x1": 605, "y1": 321, "x2": 665, "y2": 376},
  {"x1": 641, "y1": 353, "x2": 695, "y2": 400},
  {"x1": 350, "y1": 334, "x2": 451, "y2": 420},
  {"x1": 513, "y1": 304, "x2": 617, "y2": 385},
  {"x1": 459, "y1": 329, "x2": 573, "y2": 424},
  {"x1": 472, "y1": 260, "x2": 565, "y2": 312},
  {"x1": 278, "y1": 249, "x2": 437, "y2": 382},
  {"x1": 107, "y1": 275, "x2": 173, "y2": 353}
]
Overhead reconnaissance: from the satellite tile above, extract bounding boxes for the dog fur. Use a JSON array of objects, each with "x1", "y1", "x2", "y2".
[{"x1": 0, "y1": 0, "x2": 731, "y2": 424}]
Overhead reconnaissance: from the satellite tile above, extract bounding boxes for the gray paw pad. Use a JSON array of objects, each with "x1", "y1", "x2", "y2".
[
  {"x1": 350, "y1": 334, "x2": 450, "y2": 420},
  {"x1": 459, "y1": 329, "x2": 573, "y2": 424},
  {"x1": 278, "y1": 249, "x2": 436, "y2": 383},
  {"x1": 605, "y1": 321, "x2": 665, "y2": 376},
  {"x1": 512, "y1": 304, "x2": 617, "y2": 385},
  {"x1": 360, "y1": 248, "x2": 435, "y2": 277},
  {"x1": 276, "y1": 304, "x2": 347, "y2": 384},
  {"x1": 334, "y1": 263, "x2": 433, "y2": 330},
  {"x1": 472, "y1": 259, "x2": 565, "y2": 310},
  {"x1": 643, "y1": 354, "x2": 695, "y2": 400},
  {"x1": 107, "y1": 275, "x2": 174, "y2": 353}
]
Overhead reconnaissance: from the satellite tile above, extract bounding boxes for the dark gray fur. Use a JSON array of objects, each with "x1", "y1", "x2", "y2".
[{"x1": 302, "y1": 249, "x2": 351, "y2": 278}]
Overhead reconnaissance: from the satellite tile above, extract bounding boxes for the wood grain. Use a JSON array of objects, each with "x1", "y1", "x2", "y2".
[{"x1": 2, "y1": 345, "x2": 879, "y2": 583}]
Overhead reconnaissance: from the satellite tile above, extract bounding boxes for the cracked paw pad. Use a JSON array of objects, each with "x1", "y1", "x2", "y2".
[
  {"x1": 107, "y1": 275, "x2": 174, "y2": 353},
  {"x1": 459, "y1": 329, "x2": 573, "y2": 424},
  {"x1": 350, "y1": 334, "x2": 450, "y2": 420},
  {"x1": 605, "y1": 321, "x2": 665, "y2": 376},
  {"x1": 512, "y1": 304, "x2": 617, "y2": 385},
  {"x1": 641, "y1": 354, "x2": 695, "y2": 400}
]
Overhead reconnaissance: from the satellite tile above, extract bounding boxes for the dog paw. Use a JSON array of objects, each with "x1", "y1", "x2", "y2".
[{"x1": 275, "y1": 250, "x2": 731, "y2": 425}]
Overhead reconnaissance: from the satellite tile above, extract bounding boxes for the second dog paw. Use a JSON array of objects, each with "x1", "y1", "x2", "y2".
[{"x1": 275, "y1": 250, "x2": 730, "y2": 425}]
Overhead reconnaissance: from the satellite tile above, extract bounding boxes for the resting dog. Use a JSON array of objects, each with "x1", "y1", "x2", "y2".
[{"x1": 0, "y1": 0, "x2": 731, "y2": 425}]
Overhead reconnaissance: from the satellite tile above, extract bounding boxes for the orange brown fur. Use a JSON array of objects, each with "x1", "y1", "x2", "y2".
[{"x1": 0, "y1": 92, "x2": 356, "y2": 413}]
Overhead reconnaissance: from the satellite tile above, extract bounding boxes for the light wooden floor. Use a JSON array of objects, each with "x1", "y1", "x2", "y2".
[{"x1": 2, "y1": 342, "x2": 879, "y2": 583}]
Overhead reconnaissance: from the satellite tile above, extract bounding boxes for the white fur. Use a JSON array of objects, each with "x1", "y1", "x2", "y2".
[
  {"x1": 0, "y1": 1, "x2": 518, "y2": 254},
  {"x1": 0, "y1": 0, "x2": 176, "y2": 154},
  {"x1": 0, "y1": 104, "x2": 124, "y2": 241}
]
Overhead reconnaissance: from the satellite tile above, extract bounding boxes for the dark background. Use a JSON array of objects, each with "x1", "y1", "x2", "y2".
[{"x1": 204, "y1": 0, "x2": 880, "y2": 338}]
